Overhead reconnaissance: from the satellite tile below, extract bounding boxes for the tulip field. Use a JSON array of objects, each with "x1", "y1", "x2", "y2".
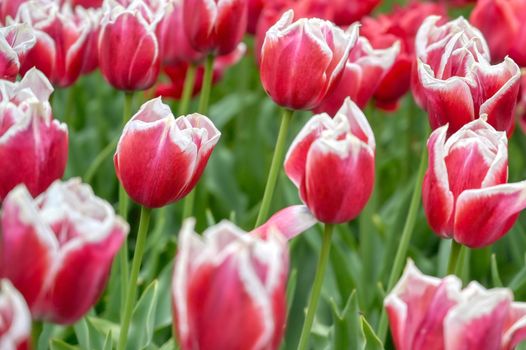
[{"x1": 4, "y1": 0, "x2": 526, "y2": 349}]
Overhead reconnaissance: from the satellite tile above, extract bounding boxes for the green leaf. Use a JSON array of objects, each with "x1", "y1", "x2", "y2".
[
  {"x1": 286, "y1": 269, "x2": 298, "y2": 317},
  {"x1": 37, "y1": 323, "x2": 55, "y2": 350},
  {"x1": 73, "y1": 318, "x2": 90, "y2": 350},
  {"x1": 50, "y1": 339, "x2": 79, "y2": 350},
  {"x1": 360, "y1": 316, "x2": 384, "y2": 350},
  {"x1": 103, "y1": 331, "x2": 113, "y2": 350},
  {"x1": 491, "y1": 254, "x2": 503, "y2": 287},
  {"x1": 126, "y1": 280, "x2": 159, "y2": 350}
]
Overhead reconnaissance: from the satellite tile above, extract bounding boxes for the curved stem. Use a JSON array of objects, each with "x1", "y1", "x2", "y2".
[
  {"x1": 447, "y1": 240, "x2": 462, "y2": 276},
  {"x1": 377, "y1": 138, "x2": 428, "y2": 342},
  {"x1": 254, "y1": 108, "x2": 294, "y2": 227},
  {"x1": 297, "y1": 223, "x2": 334, "y2": 350},
  {"x1": 117, "y1": 206, "x2": 152, "y2": 350},
  {"x1": 178, "y1": 63, "x2": 197, "y2": 116},
  {"x1": 181, "y1": 55, "x2": 215, "y2": 221}
]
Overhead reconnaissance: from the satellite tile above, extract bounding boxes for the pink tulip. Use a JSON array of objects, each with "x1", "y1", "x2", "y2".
[
  {"x1": 16, "y1": 1, "x2": 90, "y2": 87},
  {"x1": 284, "y1": 98, "x2": 375, "y2": 223},
  {"x1": 182, "y1": 0, "x2": 247, "y2": 56},
  {"x1": 314, "y1": 36, "x2": 400, "y2": 115},
  {"x1": 75, "y1": 7, "x2": 102, "y2": 74},
  {"x1": 0, "y1": 280, "x2": 31, "y2": 350},
  {"x1": 172, "y1": 218, "x2": 288, "y2": 350},
  {"x1": 260, "y1": 10, "x2": 358, "y2": 110},
  {"x1": 0, "y1": 68, "x2": 68, "y2": 202},
  {"x1": 470, "y1": 0, "x2": 526, "y2": 67},
  {"x1": 386, "y1": 260, "x2": 526, "y2": 350},
  {"x1": 422, "y1": 118, "x2": 526, "y2": 248},
  {"x1": 251, "y1": 205, "x2": 317, "y2": 240},
  {"x1": 98, "y1": 0, "x2": 162, "y2": 91},
  {"x1": 114, "y1": 98, "x2": 220, "y2": 208},
  {"x1": 0, "y1": 23, "x2": 35, "y2": 81},
  {"x1": 0, "y1": 179, "x2": 129, "y2": 325},
  {"x1": 0, "y1": 0, "x2": 26, "y2": 23},
  {"x1": 416, "y1": 16, "x2": 521, "y2": 136}
]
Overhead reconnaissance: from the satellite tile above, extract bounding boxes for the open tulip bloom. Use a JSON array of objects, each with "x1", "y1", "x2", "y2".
[
  {"x1": 386, "y1": 260, "x2": 526, "y2": 350},
  {"x1": 0, "y1": 279, "x2": 31, "y2": 350},
  {"x1": 422, "y1": 118, "x2": 526, "y2": 248},
  {"x1": 415, "y1": 16, "x2": 521, "y2": 136},
  {"x1": 0, "y1": 179, "x2": 129, "y2": 325},
  {"x1": 0, "y1": 23, "x2": 35, "y2": 81}
]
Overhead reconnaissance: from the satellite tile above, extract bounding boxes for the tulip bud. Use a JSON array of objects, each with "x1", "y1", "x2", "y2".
[
  {"x1": 172, "y1": 218, "x2": 288, "y2": 350},
  {"x1": 260, "y1": 10, "x2": 358, "y2": 110},
  {"x1": 416, "y1": 16, "x2": 520, "y2": 136},
  {"x1": 314, "y1": 37, "x2": 400, "y2": 115},
  {"x1": 16, "y1": 1, "x2": 90, "y2": 87},
  {"x1": 422, "y1": 118, "x2": 526, "y2": 248},
  {"x1": 114, "y1": 98, "x2": 220, "y2": 208},
  {"x1": 0, "y1": 68, "x2": 68, "y2": 201},
  {"x1": 0, "y1": 24, "x2": 36, "y2": 81},
  {"x1": 385, "y1": 260, "x2": 526, "y2": 350},
  {"x1": 470, "y1": 0, "x2": 526, "y2": 67},
  {"x1": 182, "y1": 0, "x2": 248, "y2": 56},
  {"x1": 98, "y1": 0, "x2": 162, "y2": 91},
  {"x1": 284, "y1": 98, "x2": 375, "y2": 223},
  {"x1": 0, "y1": 280, "x2": 31, "y2": 350},
  {"x1": 0, "y1": 179, "x2": 129, "y2": 325}
]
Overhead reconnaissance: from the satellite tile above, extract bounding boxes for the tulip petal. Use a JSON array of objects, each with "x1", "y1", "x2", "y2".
[
  {"x1": 502, "y1": 303, "x2": 526, "y2": 350},
  {"x1": 252, "y1": 205, "x2": 317, "y2": 239}
]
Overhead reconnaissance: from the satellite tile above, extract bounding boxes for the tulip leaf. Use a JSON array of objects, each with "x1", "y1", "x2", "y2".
[
  {"x1": 158, "y1": 339, "x2": 178, "y2": 350},
  {"x1": 360, "y1": 316, "x2": 384, "y2": 350},
  {"x1": 73, "y1": 318, "x2": 90, "y2": 350},
  {"x1": 126, "y1": 280, "x2": 159, "y2": 350},
  {"x1": 50, "y1": 339, "x2": 79, "y2": 350},
  {"x1": 87, "y1": 317, "x2": 119, "y2": 344},
  {"x1": 37, "y1": 323, "x2": 55, "y2": 350},
  {"x1": 153, "y1": 263, "x2": 174, "y2": 331},
  {"x1": 330, "y1": 292, "x2": 362, "y2": 350},
  {"x1": 103, "y1": 331, "x2": 112, "y2": 350},
  {"x1": 491, "y1": 254, "x2": 504, "y2": 287},
  {"x1": 286, "y1": 268, "x2": 298, "y2": 317}
]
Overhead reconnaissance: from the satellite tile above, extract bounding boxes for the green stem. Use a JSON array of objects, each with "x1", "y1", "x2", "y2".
[
  {"x1": 181, "y1": 55, "x2": 215, "y2": 221},
  {"x1": 117, "y1": 206, "x2": 152, "y2": 350},
  {"x1": 297, "y1": 224, "x2": 334, "y2": 350},
  {"x1": 64, "y1": 86, "x2": 76, "y2": 129},
  {"x1": 31, "y1": 321, "x2": 42, "y2": 349},
  {"x1": 377, "y1": 136, "x2": 428, "y2": 342},
  {"x1": 447, "y1": 240, "x2": 462, "y2": 276},
  {"x1": 84, "y1": 137, "x2": 119, "y2": 183},
  {"x1": 178, "y1": 63, "x2": 197, "y2": 115},
  {"x1": 254, "y1": 108, "x2": 294, "y2": 227}
]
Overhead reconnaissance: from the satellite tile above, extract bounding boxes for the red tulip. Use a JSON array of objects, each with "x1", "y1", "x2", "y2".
[
  {"x1": 422, "y1": 118, "x2": 526, "y2": 248},
  {"x1": 0, "y1": 280, "x2": 31, "y2": 350},
  {"x1": 417, "y1": 17, "x2": 520, "y2": 136},
  {"x1": 0, "y1": 68, "x2": 68, "y2": 202},
  {"x1": 386, "y1": 260, "x2": 526, "y2": 350},
  {"x1": 156, "y1": 0, "x2": 204, "y2": 65},
  {"x1": 314, "y1": 37, "x2": 400, "y2": 115},
  {"x1": 0, "y1": 23, "x2": 35, "y2": 81},
  {"x1": 114, "y1": 98, "x2": 220, "y2": 208},
  {"x1": 284, "y1": 98, "x2": 375, "y2": 223},
  {"x1": 260, "y1": 10, "x2": 358, "y2": 110},
  {"x1": 16, "y1": 1, "x2": 90, "y2": 87},
  {"x1": 172, "y1": 218, "x2": 288, "y2": 350},
  {"x1": 76, "y1": 7, "x2": 101, "y2": 74},
  {"x1": 0, "y1": 0, "x2": 25, "y2": 23},
  {"x1": 155, "y1": 43, "x2": 245, "y2": 100},
  {"x1": 330, "y1": 0, "x2": 381, "y2": 26},
  {"x1": 361, "y1": 2, "x2": 447, "y2": 111},
  {"x1": 0, "y1": 179, "x2": 129, "y2": 325},
  {"x1": 63, "y1": 0, "x2": 104, "y2": 8},
  {"x1": 247, "y1": 0, "x2": 264, "y2": 34},
  {"x1": 98, "y1": 0, "x2": 162, "y2": 91},
  {"x1": 470, "y1": 0, "x2": 526, "y2": 67},
  {"x1": 183, "y1": 0, "x2": 247, "y2": 56},
  {"x1": 516, "y1": 70, "x2": 526, "y2": 133}
]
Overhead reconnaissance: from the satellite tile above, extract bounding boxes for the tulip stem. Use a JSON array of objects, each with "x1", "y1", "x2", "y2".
[
  {"x1": 297, "y1": 223, "x2": 334, "y2": 350},
  {"x1": 84, "y1": 137, "x2": 119, "y2": 183},
  {"x1": 31, "y1": 321, "x2": 42, "y2": 349},
  {"x1": 117, "y1": 206, "x2": 152, "y2": 350},
  {"x1": 117, "y1": 91, "x2": 134, "y2": 315},
  {"x1": 377, "y1": 137, "x2": 428, "y2": 343},
  {"x1": 181, "y1": 55, "x2": 215, "y2": 221},
  {"x1": 178, "y1": 63, "x2": 197, "y2": 115},
  {"x1": 255, "y1": 108, "x2": 294, "y2": 227},
  {"x1": 447, "y1": 240, "x2": 463, "y2": 275}
]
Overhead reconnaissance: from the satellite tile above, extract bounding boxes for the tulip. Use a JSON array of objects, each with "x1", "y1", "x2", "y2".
[
  {"x1": 247, "y1": 0, "x2": 264, "y2": 34},
  {"x1": 0, "y1": 24, "x2": 36, "y2": 81},
  {"x1": 417, "y1": 17, "x2": 521, "y2": 136},
  {"x1": 182, "y1": 0, "x2": 247, "y2": 56},
  {"x1": 65, "y1": 0, "x2": 104, "y2": 8},
  {"x1": 516, "y1": 70, "x2": 526, "y2": 133},
  {"x1": 0, "y1": 280, "x2": 31, "y2": 350},
  {"x1": 314, "y1": 37, "x2": 400, "y2": 115},
  {"x1": 98, "y1": 0, "x2": 162, "y2": 91},
  {"x1": 172, "y1": 218, "x2": 288, "y2": 350},
  {"x1": 251, "y1": 204, "x2": 317, "y2": 240},
  {"x1": 284, "y1": 98, "x2": 375, "y2": 223},
  {"x1": 16, "y1": 1, "x2": 90, "y2": 87},
  {"x1": 331, "y1": 0, "x2": 381, "y2": 26},
  {"x1": 260, "y1": 10, "x2": 358, "y2": 111},
  {"x1": 360, "y1": 2, "x2": 447, "y2": 111},
  {"x1": 0, "y1": 179, "x2": 129, "y2": 325},
  {"x1": 386, "y1": 260, "x2": 526, "y2": 350},
  {"x1": 470, "y1": 0, "x2": 526, "y2": 67},
  {"x1": 422, "y1": 118, "x2": 526, "y2": 248},
  {"x1": 0, "y1": 0, "x2": 25, "y2": 23},
  {"x1": 156, "y1": 0, "x2": 204, "y2": 65},
  {"x1": 155, "y1": 43, "x2": 245, "y2": 100},
  {"x1": 114, "y1": 98, "x2": 220, "y2": 208},
  {"x1": 76, "y1": 7, "x2": 102, "y2": 74},
  {"x1": 0, "y1": 68, "x2": 68, "y2": 201}
]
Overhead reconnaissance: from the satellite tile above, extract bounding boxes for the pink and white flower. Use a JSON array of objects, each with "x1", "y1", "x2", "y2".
[
  {"x1": 0, "y1": 23, "x2": 35, "y2": 81},
  {"x1": 0, "y1": 280, "x2": 31, "y2": 350}
]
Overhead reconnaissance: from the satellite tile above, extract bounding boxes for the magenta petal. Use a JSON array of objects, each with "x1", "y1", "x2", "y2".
[
  {"x1": 252, "y1": 205, "x2": 317, "y2": 240},
  {"x1": 502, "y1": 303, "x2": 526, "y2": 350}
]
